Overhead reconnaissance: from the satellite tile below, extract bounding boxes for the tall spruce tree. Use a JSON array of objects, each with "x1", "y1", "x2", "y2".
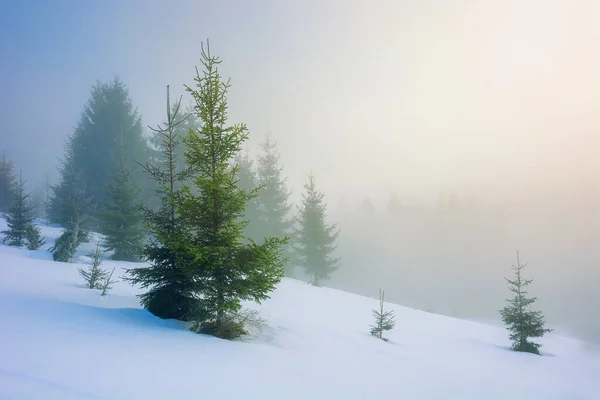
[
  {"x1": 149, "y1": 102, "x2": 197, "y2": 185},
  {"x1": 125, "y1": 85, "x2": 198, "y2": 321},
  {"x1": 256, "y1": 135, "x2": 294, "y2": 275},
  {"x1": 178, "y1": 42, "x2": 286, "y2": 339},
  {"x1": 233, "y1": 149, "x2": 262, "y2": 242},
  {"x1": 52, "y1": 78, "x2": 151, "y2": 223},
  {"x1": 0, "y1": 152, "x2": 15, "y2": 214},
  {"x1": 499, "y1": 251, "x2": 552, "y2": 355},
  {"x1": 294, "y1": 173, "x2": 340, "y2": 286},
  {"x1": 50, "y1": 145, "x2": 92, "y2": 236},
  {"x1": 31, "y1": 175, "x2": 52, "y2": 222},
  {"x1": 31, "y1": 185, "x2": 46, "y2": 221},
  {"x1": 99, "y1": 137, "x2": 146, "y2": 261},
  {"x1": 1, "y1": 172, "x2": 35, "y2": 246},
  {"x1": 50, "y1": 149, "x2": 92, "y2": 262}
]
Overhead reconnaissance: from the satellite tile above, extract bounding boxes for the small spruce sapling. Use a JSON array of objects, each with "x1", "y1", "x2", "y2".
[
  {"x1": 499, "y1": 251, "x2": 553, "y2": 355},
  {"x1": 78, "y1": 243, "x2": 108, "y2": 289},
  {"x1": 2, "y1": 172, "x2": 35, "y2": 246},
  {"x1": 25, "y1": 224, "x2": 45, "y2": 250},
  {"x1": 100, "y1": 267, "x2": 118, "y2": 296},
  {"x1": 370, "y1": 289, "x2": 396, "y2": 342}
]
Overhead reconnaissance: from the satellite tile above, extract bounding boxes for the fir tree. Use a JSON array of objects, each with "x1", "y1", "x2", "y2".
[
  {"x1": 2, "y1": 172, "x2": 35, "y2": 247},
  {"x1": 0, "y1": 152, "x2": 15, "y2": 214},
  {"x1": 78, "y1": 243, "x2": 108, "y2": 289},
  {"x1": 30, "y1": 175, "x2": 51, "y2": 222},
  {"x1": 233, "y1": 149, "x2": 262, "y2": 242},
  {"x1": 49, "y1": 144, "x2": 93, "y2": 237},
  {"x1": 43, "y1": 175, "x2": 52, "y2": 224},
  {"x1": 99, "y1": 137, "x2": 146, "y2": 261},
  {"x1": 370, "y1": 289, "x2": 396, "y2": 341},
  {"x1": 294, "y1": 173, "x2": 340, "y2": 286},
  {"x1": 50, "y1": 210, "x2": 86, "y2": 263},
  {"x1": 148, "y1": 102, "x2": 197, "y2": 188},
  {"x1": 100, "y1": 267, "x2": 118, "y2": 296},
  {"x1": 178, "y1": 41, "x2": 286, "y2": 339},
  {"x1": 31, "y1": 186, "x2": 45, "y2": 221},
  {"x1": 125, "y1": 85, "x2": 198, "y2": 321},
  {"x1": 499, "y1": 251, "x2": 553, "y2": 355},
  {"x1": 256, "y1": 134, "x2": 294, "y2": 275},
  {"x1": 53, "y1": 78, "x2": 151, "y2": 221},
  {"x1": 25, "y1": 224, "x2": 45, "y2": 250},
  {"x1": 49, "y1": 155, "x2": 92, "y2": 262}
]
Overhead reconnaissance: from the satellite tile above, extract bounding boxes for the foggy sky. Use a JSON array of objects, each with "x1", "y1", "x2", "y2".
[
  {"x1": 1, "y1": 1, "x2": 599, "y2": 338},
  {"x1": 2, "y1": 0, "x2": 598, "y2": 204}
]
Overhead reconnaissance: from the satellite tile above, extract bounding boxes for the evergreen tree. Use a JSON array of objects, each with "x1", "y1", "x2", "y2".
[
  {"x1": 145, "y1": 102, "x2": 198, "y2": 211},
  {"x1": 50, "y1": 142, "x2": 93, "y2": 233},
  {"x1": 100, "y1": 267, "x2": 118, "y2": 296},
  {"x1": 178, "y1": 42, "x2": 286, "y2": 339},
  {"x1": 125, "y1": 85, "x2": 198, "y2": 321},
  {"x1": 370, "y1": 289, "x2": 396, "y2": 341},
  {"x1": 99, "y1": 137, "x2": 146, "y2": 261},
  {"x1": 499, "y1": 251, "x2": 553, "y2": 355},
  {"x1": 43, "y1": 175, "x2": 52, "y2": 224},
  {"x1": 0, "y1": 152, "x2": 15, "y2": 214},
  {"x1": 54, "y1": 78, "x2": 151, "y2": 221},
  {"x1": 50, "y1": 210, "x2": 86, "y2": 263},
  {"x1": 25, "y1": 224, "x2": 45, "y2": 250},
  {"x1": 31, "y1": 186, "x2": 45, "y2": 221},
  {"x1": 49, "y1": 154, "x2": 92, "y2": 262},
  {"x1": 385, "y1": 192, "x2": 402, "y2": 222},
  {"x1": 294, "y1": 173, "x2": 340, "y2": 286},
  {"x1": 149, "y1": 102, "x2": 197, "y2": 185},
  {"x1": 2, "y1": 172, "x2": 35, "y2": 247},
  {"x1": 256, "y1": 134, "x2": 294, "y2": 275},
  {"x1": 78, "y1": 243, "x2": 108, "y2": 289},
  {"x1": 30, "y1": 175, "x2": 51, "y2": 222},
  {"x1": 233, "y1": 149, "x2": 262, "y2": 242}
]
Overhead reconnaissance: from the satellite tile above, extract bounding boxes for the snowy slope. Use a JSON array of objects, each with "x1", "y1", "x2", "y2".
[{"x1": 0, "y1": 219, "x2": 598, "y2": 400}]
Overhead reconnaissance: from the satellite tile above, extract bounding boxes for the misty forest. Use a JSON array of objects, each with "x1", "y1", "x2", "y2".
[
  {"x1": 1, "y1": 2, "x2": 599, "y2": 398},
  {"x1": 0, "y1": 38, "x2": 572, "y2": 349}
]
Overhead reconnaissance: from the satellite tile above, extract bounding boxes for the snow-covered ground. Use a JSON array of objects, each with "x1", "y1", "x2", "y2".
[{"x1": 0, "y1": 219, "x2": 598, "y2": 400}]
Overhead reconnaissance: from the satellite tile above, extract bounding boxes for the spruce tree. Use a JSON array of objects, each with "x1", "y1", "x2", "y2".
[
  {"x1": 30, "y1": 175, "x2": 51, "y2": 222},
  {"x1": 0, "y1": 152, "x2": 15, "y2": 214},
  {"x1": 178, "y1": 42, "x2": 286, "y2": 339},
  {"x1": 49, "y1": 153, "x2": 92, "y2": 262},
  {"x1": 100, "y1": 267, "x2": 118, "y2": 296},
  {"x1": 499, "y1": 251, "x2": 553, "y2": 355},
  {"x1": 31, "y1": 186, "x2": 45, "y2": 221},
  {"x1": 125, "y1": 85, "x2": 198, "y2": 321},
  {"x1": 256, "y1": 134, "x2": 294, "y2": 275},
  {"x1": 2, "y1": 172, "x2": 35, "y2": 247},
  {"x1": 78, "y1": 243, "x2": 108, "y2": 289},
  {"x1": 53, "y1": 78, "x2": 151, "y2": 221},
  {"x1": 370, "y1": 289, "x2": 396, "y2": 341},
  {"x1": 294, "y1": 173, "x2": 340, "y2": 286},
  {"x1": 50, "y1": 143, "x2": 93, "y2": 234},
  {"x1": 43, "y1": 175, "x2": 52, "y2": 224},
  {"x1": 25, "y1": 224, "x2": 45, "y2": 250},
  {"x1": 233, "y1": 149, "x2": 262, "y2": 242},
  {"x1": 99, "y1": 138, "x2": 145, "y2": 261},
  {"x1": 149, "y1": 102, "x2": 197, "y2": 187},
  {"x1": 50, "y1": 206, "x2": 88, "y2": 263}
]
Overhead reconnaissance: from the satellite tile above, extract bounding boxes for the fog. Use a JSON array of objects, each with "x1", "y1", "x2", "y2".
[{"x1": 2, "y1": 1, "x2": 599, "y2": 340}]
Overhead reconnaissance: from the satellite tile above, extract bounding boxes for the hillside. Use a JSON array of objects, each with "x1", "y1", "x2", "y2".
[{"x1": 0, "y1": 220, "x2": 598, "y2": 400}]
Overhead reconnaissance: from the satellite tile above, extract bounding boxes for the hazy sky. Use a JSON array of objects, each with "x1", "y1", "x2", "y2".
[{"x1": 1, "y1": 0, "x2": 599, "y2": 207}]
